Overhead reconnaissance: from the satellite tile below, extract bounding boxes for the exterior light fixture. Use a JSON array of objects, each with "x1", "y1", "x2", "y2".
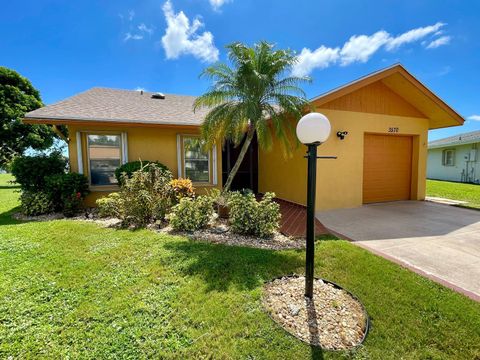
[
  {"x1": 296, "y1": 112, "x2": 336, "y2": 299},
  {"x1": 336, "y1": 131, "x2": 348, "y2": 140}
]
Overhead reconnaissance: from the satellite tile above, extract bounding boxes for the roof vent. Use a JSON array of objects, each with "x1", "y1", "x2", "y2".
[{"x1": 151, "y1": 92, "x2": 166, "y2": 99}]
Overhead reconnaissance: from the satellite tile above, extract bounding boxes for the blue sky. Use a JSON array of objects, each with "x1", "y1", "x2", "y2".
[{"x1": 1, "y1": 0, "x2": 479, "y2": 141}]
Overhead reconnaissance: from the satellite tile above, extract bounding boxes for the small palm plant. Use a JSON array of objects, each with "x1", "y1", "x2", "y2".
[{"x1": 194, "y1": 41, "x2": 311, "y2": 192}]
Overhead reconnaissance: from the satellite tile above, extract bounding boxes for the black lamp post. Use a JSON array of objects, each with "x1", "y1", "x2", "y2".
[{"x1": 296, "y1": 113, "x2": 334, "y2": 299}]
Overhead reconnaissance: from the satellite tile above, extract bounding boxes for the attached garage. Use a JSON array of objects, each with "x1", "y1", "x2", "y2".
[
  {"x1": 23, "y1": 63, "x2": 465, "y2": 211},
  {"x1": 363, "y1": 134, "x2": 413, "y2": 203},
  {"x1": 258, "y1": 64, "x2": 465, "y2": 211}
]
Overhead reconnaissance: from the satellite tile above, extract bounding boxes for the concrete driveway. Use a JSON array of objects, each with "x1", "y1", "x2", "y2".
[{"x1": 317, "y1": 201, "x2": 480, "y2": 301}]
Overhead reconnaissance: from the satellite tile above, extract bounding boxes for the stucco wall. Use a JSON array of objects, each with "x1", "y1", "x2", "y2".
[
  {"x1": 427, "y1": 144, "x2": 480, "y2": 183},
  {"x1": 258, "y1": 109, "x2": 429, "y2": 211},
  {"x1": 67, "y1": 124, "x2": 222, "y2": 206}
]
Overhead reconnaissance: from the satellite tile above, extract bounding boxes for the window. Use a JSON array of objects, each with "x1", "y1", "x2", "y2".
[
  {"x1": 442, "y1": 149, "x2": 455, "y2": 166},
  {"x1": 87, "y1": 134, "x2": 122, "y2": 185},
  {"x1": 182, "y1": 136, "x2": 210, "y2": 183}
]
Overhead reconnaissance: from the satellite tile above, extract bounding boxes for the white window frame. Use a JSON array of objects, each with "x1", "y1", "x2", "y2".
[
  {"x1": 177, "y1": 134, "x2": 217, "y2": 185},
  {"x1": 85, "y1": 132, "x2": 126, "y2": 187},
  {"x1": 442, "y1": 149, "x2": 455, "y2": 167}
]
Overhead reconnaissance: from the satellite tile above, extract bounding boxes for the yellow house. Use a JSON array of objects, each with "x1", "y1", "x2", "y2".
[{"x1": 24, "y1": 64, "x2": 463, "y2": 210}]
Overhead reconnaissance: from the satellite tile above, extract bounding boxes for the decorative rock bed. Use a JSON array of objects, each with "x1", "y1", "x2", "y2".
[
  {"x1": 13, "y1": 211, "x2": 304, "y2": 250},
  {"x1": 263, "y1": 275, "x2": 369, "y2": 350},
  {"x1": 12, "y1": 210, "x2": 123, "y2": 228},
  {"x1": 12, "y1": 212, "x2": 65, "y2": 222},
  {"x1": 158, "y1": 219, "x2": 304, "y2": 250}
]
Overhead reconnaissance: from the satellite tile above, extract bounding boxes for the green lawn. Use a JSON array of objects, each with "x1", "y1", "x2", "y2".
[
  {"x1": 1, "y1": 174, "x2": 480, "y2": 359},
  {"x1": 427, "y1": 179, "x2": 480, "y2": 209}
]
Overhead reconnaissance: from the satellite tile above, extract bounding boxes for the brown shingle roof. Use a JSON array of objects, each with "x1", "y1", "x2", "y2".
[{"x1": 24, "y1": 87, "x2": 208, "y2": 126}]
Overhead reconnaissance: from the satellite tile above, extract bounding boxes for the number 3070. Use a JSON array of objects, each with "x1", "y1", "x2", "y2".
[{"x1": 388, "y1": 127, "x2": 399, "y2": 133}]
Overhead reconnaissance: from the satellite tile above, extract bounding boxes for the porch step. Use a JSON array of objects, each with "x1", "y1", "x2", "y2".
[{"x1": 275, "y1": 198, "x2": 329, "y2": 238}]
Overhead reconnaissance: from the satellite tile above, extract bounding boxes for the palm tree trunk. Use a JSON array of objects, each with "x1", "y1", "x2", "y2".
[{"x1": 222, "y1": 129, "x2": 255, "y2": 193}]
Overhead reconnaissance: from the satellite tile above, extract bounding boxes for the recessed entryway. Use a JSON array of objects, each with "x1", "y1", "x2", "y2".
[{"x1": 363, "y1": 134, "x2": 413, "y2": 203}]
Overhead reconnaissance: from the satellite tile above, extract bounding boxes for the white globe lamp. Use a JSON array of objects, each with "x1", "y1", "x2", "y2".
[
  {"x1": 296, "y1": 112, "x2": 331, "y2": 144},
  {"x1": 296, "y1": 112, "x2": 334, "y2": 299}
]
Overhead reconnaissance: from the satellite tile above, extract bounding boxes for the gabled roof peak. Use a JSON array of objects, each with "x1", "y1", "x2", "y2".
[{"x1": 311, "y1": 63, "x2": 464, "y2": 130}]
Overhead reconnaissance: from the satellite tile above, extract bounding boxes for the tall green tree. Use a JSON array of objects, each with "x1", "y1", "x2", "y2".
[
  {"x1": 0, "y1": 66, "x2": 56, "y2": 168},
  {"x1": 194, "y1": 42, "x2": 310, "y2": 192}
]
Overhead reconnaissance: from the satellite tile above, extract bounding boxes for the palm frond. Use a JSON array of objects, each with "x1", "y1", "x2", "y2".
[{"x1": 196, "y1": 41, "x2": 311, "y2": 157}]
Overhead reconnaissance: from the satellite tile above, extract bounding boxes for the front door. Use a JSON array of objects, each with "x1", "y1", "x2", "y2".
[{"x1": 222, "y1": 135, "x2": 258, "y2": 192}]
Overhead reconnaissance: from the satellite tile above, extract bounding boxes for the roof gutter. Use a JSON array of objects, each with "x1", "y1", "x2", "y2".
[{"x1": 23, "y1": 116, "x2": 201, "y2": 129}]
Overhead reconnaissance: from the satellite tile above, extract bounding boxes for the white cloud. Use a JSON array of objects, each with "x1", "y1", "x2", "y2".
[
  {"x1": 425, "y1": 35, "x2": 451, "y2": 49},
  {"x1": 138, "y1": 23, "x2": 154, "y2": 34},
  {"x1": 124, "y1": 32, "x2": 143, "y2": 41},
  {"x1": 128, "y1": 10, "x2": 135, "y2": 21},
  {"x1": 437, "y1": 65, "x2": 451, "y2": 76},
  {"x1": 292, "y1": 46, "x2": 339, "y2": 77},
  {"x1": 292, "y1": 22, "x2": 451, "y2": 76},
  {"x1": 135, "y1": 87, "x2": 147, "y2": 92},
  {"x1": 386, "y1": 22, "x2": 445, "y2": 50},
  {"x1": 209, "y1": 0, "x2": 231, "y2": 11},
  {"x1": 340, "y1": 31, "x2": 390, "y2": 65},
  {"x1": 161, "y1": 0, "x2": 219, "y2": 63},
  {"x1": 467, "y1": 115, "x2": 480, "y2": 121}
]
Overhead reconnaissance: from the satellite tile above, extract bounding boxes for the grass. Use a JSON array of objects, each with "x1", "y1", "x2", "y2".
[
  {"x1": 427, "y1": 179, "x2": 480, "y2": 209},
  {"x1": 1, "y1": 174, "x2": 479, "y2": 359}
]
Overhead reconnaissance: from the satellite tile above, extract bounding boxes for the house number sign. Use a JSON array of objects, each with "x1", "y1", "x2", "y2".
[{"x1": 388, "y1": 127, "x2": 399, "y2": 133}]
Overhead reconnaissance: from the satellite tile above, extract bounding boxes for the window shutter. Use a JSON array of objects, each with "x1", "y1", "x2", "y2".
[
  {"x1": 212, "y1": 144, "x2": 218, "y2": 185},
  {"x1": 176, "y1": 134, "x2": 182, "y2": 177},
  {"x1": 76, "y1": 132, "x2": 83, "y2": 174},
  {"x1": 121, "y1": 132, "x2": 128, "y2": 164}
]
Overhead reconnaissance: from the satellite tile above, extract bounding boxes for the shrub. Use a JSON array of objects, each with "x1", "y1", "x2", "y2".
[
  {"x1": 167, "y1": 196, "x2": 214, "y2": 232},
  {"x1": 45, "y1": 173, "x2": 89, "y2": 216},
  {"x1": 11, "y1": 152, "x2": 66, "y2": 191},
  {"x1": 12, "y1": 153, "x2": 89, "y2": 217},
  {"x1": 115, "y1": 160, "x2": 169, "y2": 185},
  {"x1": 120, "y1": 163, "x2": 173, "y2": 227},
  {"x1": 96, "y1": 193, "x2": 123, "y2": 218},
  {"x1": 206, "y1": 188, "x2": 231, "y2": 218},
  {"x1": 20, "y1": 191, "x2": 54, "y2": 216},
  {"x1": 168, "y1": 178, "x2": 195, "y2": 203},
  {"x1": 206, "y1": 188, "x2": 231, "y2": 206},
  {"x1": 227, "y1": 192, "x2": 280, "y2": 238}
]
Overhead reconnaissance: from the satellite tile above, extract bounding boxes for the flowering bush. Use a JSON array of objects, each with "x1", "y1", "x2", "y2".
[
  {"x1": 227, "y1": 191, "x2": 280, "y2": 238},
  {"x1": 20, "y1": 191, "x2": 54, "y2": 216},
  {"x1": 167, "y1": 196, "x2": 215, "y2": 232},
  {"x1": 96, "y1": 192, "x2": 123, "y2": 218},
  {"x1": 168, "y1": 178, "x2": 195, "y2": 203},
  {"x1": 45, "y1": 173, "x2": 89, "y2": 216}
]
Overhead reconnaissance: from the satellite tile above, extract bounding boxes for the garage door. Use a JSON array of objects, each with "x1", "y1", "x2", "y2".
[{"x1": 363, "y1": 134, "x2": 412, "y2": 203}]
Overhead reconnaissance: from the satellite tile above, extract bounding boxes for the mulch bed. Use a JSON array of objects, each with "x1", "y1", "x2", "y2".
[{"x1": 263, "y1": 275, "x2": 368, "y2": 350}]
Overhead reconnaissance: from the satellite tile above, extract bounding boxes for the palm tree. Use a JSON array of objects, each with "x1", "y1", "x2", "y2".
[{"x1": 194, "y1": 41, "x2": 311, "y2": 193}]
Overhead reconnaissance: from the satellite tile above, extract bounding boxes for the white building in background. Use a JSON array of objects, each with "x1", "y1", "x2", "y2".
[{"x1": 427, "y1": 130, "x2": 480, "y2": 184}]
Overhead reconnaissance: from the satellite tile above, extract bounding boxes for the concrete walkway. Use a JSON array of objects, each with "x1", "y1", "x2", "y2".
[{"x1": 317, "y1": 201, "x2": 480, "y2": 301}]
